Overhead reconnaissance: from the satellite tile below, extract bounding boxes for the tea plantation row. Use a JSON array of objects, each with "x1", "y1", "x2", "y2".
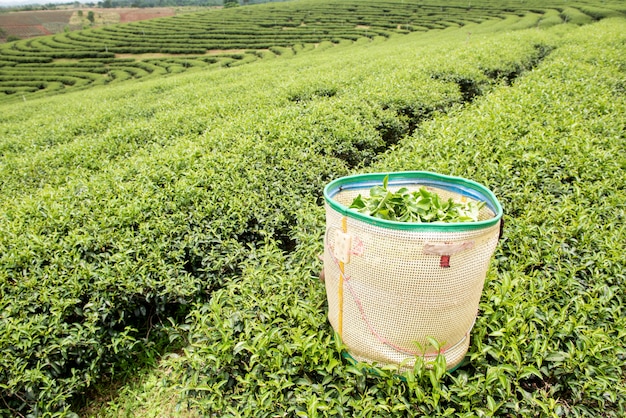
[
  {"x1": 108, "y1": 17, "x2": 625, "y2": 417},
  {"x1": 1, "y1": 5, "x2": 625, "y2": 418},
  {"x1": 0, "y1": 12, "x2": 550, "y2": 415},
  {"x1": 1, "y1": 0, "x2": 625, "y2": 103}
]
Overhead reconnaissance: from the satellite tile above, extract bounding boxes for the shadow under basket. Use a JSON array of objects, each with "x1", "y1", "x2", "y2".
[{"x1": 323, "y1": 171, "x2": 503, "y2": 371}]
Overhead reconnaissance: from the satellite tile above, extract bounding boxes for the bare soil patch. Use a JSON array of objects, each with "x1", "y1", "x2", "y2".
[
  {"x1": 117, "y1": 8, "x2": 176, "y2": 23},
  {"x1": 0, "y1": 7, "x2": 179, "y2": 42},
  {"x1": 114, "y1": 49, "x2": 248, "y2": 59},
  {"x1": 115, "y1": 52, "x2": 182, "y2": 59},
  {"x1": 0, "y1": 10, "x2": 74, "y2": 39},
  {"x1": 206, "y1": 49, "x2": 247, "y2": 55}
]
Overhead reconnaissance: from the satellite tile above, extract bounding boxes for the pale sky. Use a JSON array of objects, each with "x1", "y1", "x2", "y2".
[{"x1": 0, "y1": 0, "x2": 80, "y2": 6}]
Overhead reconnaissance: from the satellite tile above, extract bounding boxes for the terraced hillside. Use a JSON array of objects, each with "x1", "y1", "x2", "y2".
[
  {"x1": 0, "y1": 0, "x2": 624, "y2": 103},
  {"x1": 0, "y1": 0, "x2": 625, "y2": 417}
]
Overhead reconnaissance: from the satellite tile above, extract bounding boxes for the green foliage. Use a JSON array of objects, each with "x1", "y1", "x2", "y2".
[
  {"x1": 0, "y1": 2, "x2": 625, "y2": 417},
  {"x1": 537, "y1": 9, "x2": 564, "y2": 28},
  {"x1": 376, "y1": 17, "x2": 626, "y2": 417},
  {"x1": 560, "y1": 7, "x2": 594, "y2": 25},
  {"x1": 1, "y1": 0, "x2": 624, "y2": 103},
  {"x1": 349, "y1": 175, "x2": 485, "y2": 222}
]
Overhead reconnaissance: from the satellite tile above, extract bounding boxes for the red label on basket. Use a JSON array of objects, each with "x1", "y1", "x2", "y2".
[
  {"x1": 351, "y1": 236, "x2": 364, "y2": 256},
  {"x1": 440, "y1": 255, "x2": 451, "y2": 268}
]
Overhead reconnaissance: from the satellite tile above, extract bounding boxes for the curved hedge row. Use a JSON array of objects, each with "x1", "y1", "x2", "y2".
[
  {"x1": 0, "y1": 15, "x2": 570, "y2": 415},
  {"x1": 1, "y1": 3, "x2": 625, "y2": 416},
  {"x1": 83, "y1": 17, "x2": 626, "y2": 418},
  {"x1": 0, "y1": 47, "x2": 265, "y2": 96},
  {"x1": 1, "y1": 0, "x2": 618, "y2": 103}
]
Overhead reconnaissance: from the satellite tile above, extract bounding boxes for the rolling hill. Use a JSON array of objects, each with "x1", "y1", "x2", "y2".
[{"x1": 0, "y1": 0, "x2": 625, "y2": 416}]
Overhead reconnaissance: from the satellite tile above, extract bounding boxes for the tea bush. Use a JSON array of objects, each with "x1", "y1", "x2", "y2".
[
  {"x1": 560, "y1": 7, "x2": 594, "y2": 25},
  {"x1": 1, "y1": 0, "x2": 623, "y2": 103},
  {"x1": 1, "y1": 2, "x2": 625, "y2": 417},
  {"x1": 103, "y1": 16, "x2": 625, "y2": 418},
  {"x1": 0, "y1": 15, "x2": 557, "y2": 415},
  {"x1": 376, "y1": 17, "x2": 626, "y2": 417}
]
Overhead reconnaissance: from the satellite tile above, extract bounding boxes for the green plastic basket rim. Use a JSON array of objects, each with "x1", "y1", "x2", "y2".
[{"x1": 323, "y1": 171, "x2": 503, "y2": 232}]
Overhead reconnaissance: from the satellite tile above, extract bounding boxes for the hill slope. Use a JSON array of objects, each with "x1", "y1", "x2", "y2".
[
  {"x1": 0, "y1": 1, "x2": 625, "y2": 416},
  {"x1": 0, "y1": 0, "x2": 624, "y2": 103}
]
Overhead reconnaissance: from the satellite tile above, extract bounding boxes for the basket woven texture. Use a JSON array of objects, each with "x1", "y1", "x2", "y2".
[{"x1": 323, "y1": 173, "x2": 502, "y2": 371}]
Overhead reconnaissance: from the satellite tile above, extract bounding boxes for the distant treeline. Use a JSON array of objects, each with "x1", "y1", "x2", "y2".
[{"x1": 0, "y1": 0, "x2": 289, "y2": 12}]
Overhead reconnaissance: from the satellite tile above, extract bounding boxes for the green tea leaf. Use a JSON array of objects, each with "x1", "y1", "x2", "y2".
[{"x1": 349, "y1": 175, "x2": 485, "y2": 223}]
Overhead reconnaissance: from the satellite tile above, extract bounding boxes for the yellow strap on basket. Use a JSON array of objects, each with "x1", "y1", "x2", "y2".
[{"x1": 338, "y1": 216, "x2": 347, "y2": 338}]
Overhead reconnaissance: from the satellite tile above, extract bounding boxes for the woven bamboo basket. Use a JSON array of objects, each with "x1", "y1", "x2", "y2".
[{"x1": 323, "y1": 171, "x2": 503, "y2": 371}]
